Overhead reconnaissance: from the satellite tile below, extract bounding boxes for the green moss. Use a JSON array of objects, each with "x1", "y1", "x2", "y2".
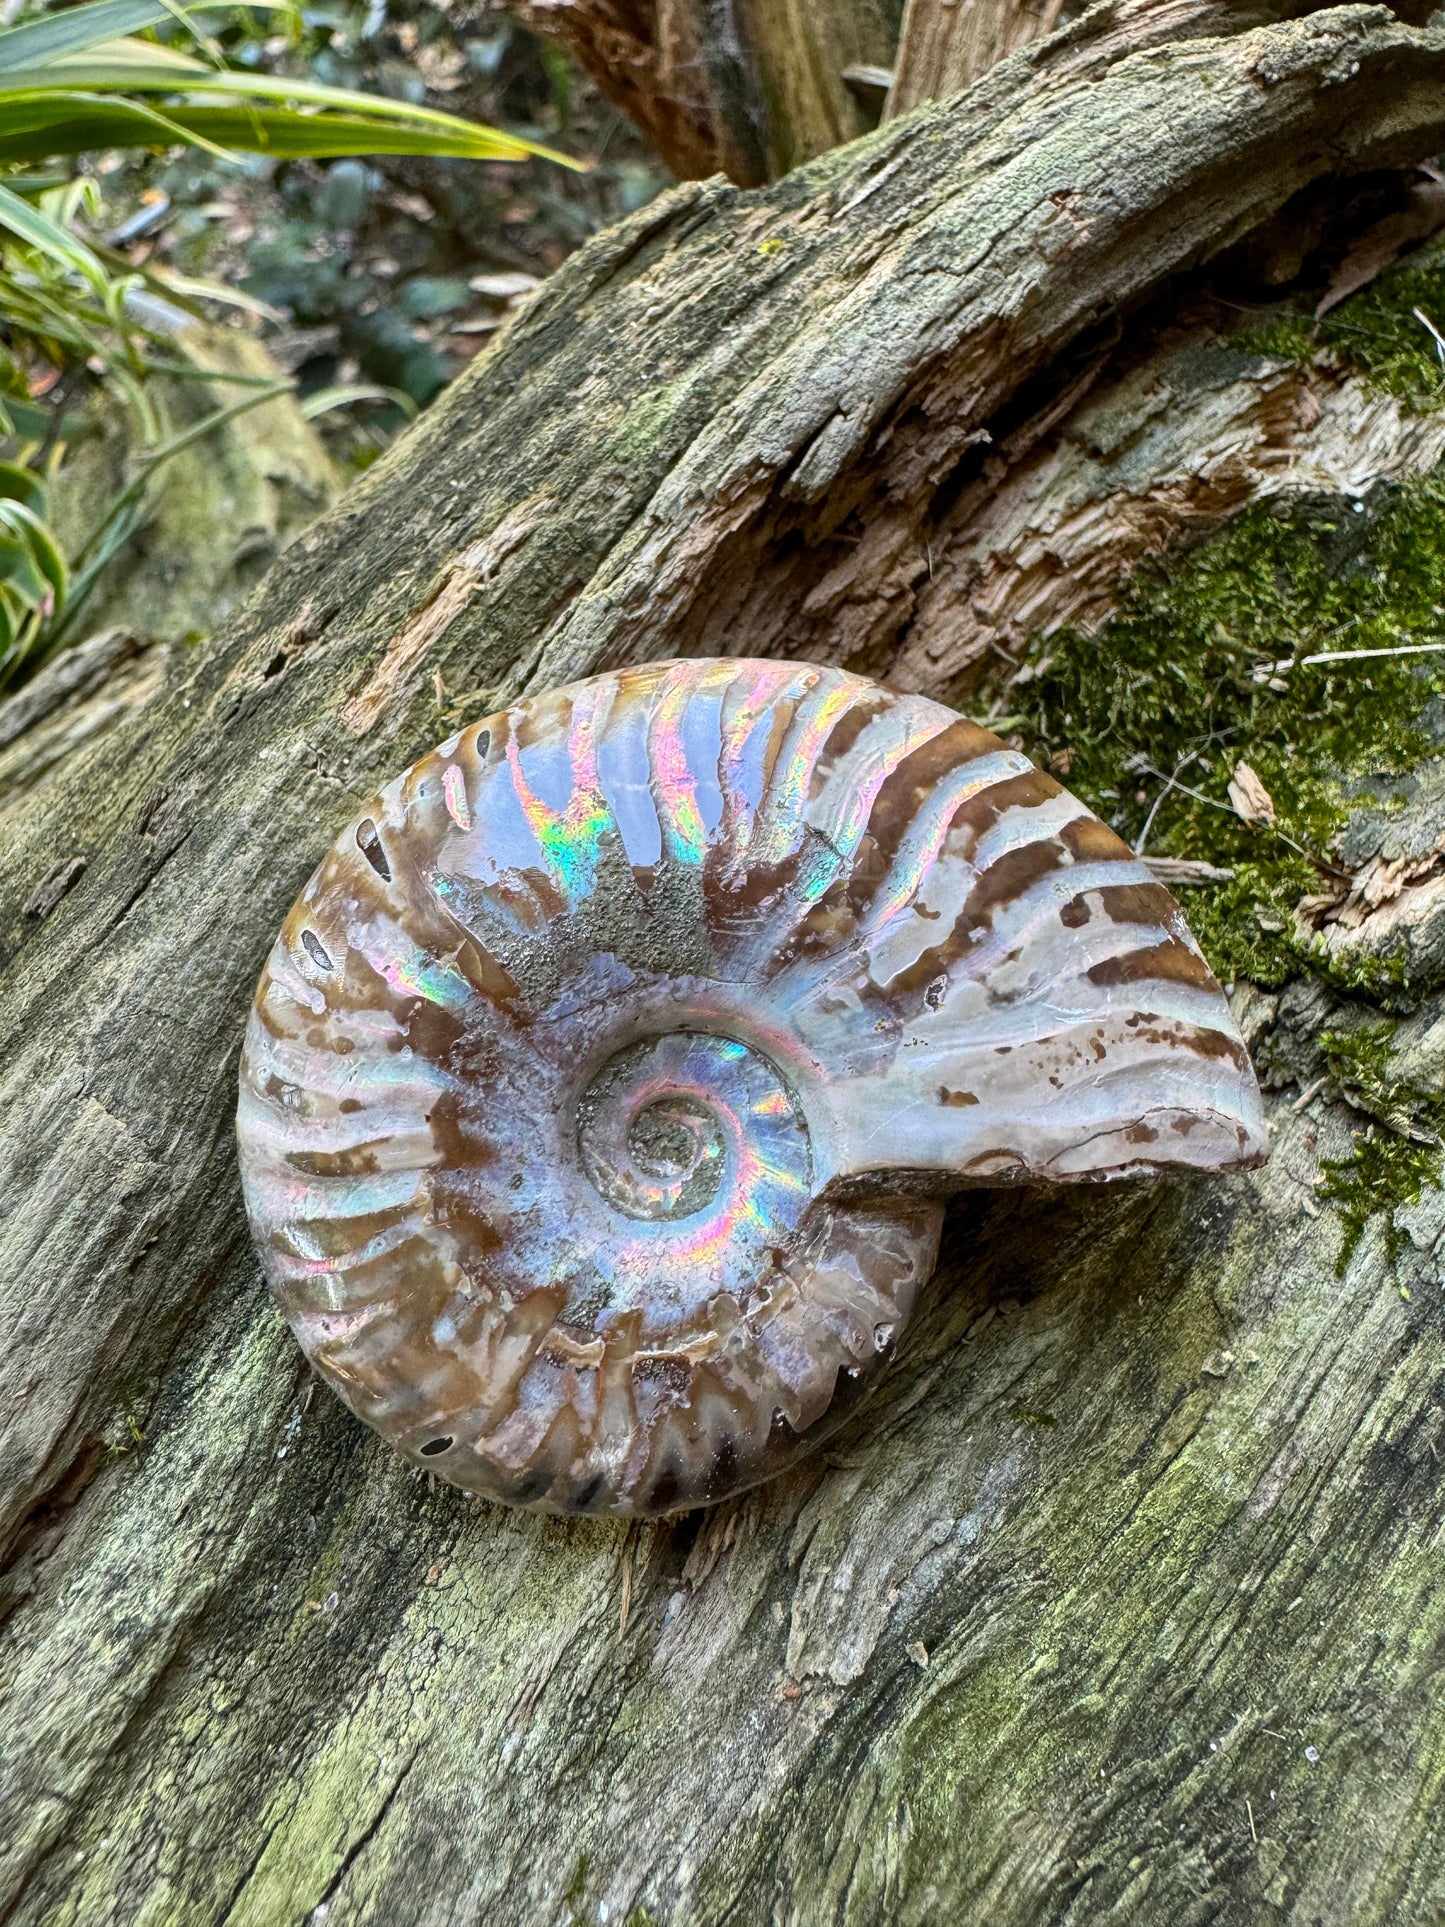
[
  {"x1": 1317, "y1": 240, "x2": 1445, "y2": 413},
  {"x1": 1005, "y1": 367, "x2": 1445, "y2": 1259},
  {"x1": 564, "y1": 1854, "x2": 591, "y2": 1916},
  {"x1": 1011, "y1": 480, "x2": 1445, "y2": 993},
  {"x1": 1319, "y1": 1022, "x2": 1428, "y2": 1132},
  {"x1": 1238, "y1": 232, "x2": 1445, "y2": 413},
  {"x1": 610, "y1": 385, "x2": 688, "y2": 463},
  {"x1": 1318, "y1": 1130, "x2": 1440, "y2": 1273},
  {"x1": 1314, "y1": 1023, "x2": 1445, "y2": 1272}
]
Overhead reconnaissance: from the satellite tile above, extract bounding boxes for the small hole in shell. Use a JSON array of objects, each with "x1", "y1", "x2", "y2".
[
  {"x1": 356, "y1": 818, "x2": 391, "y2": 881},
  {"x1": 300, "y1": 930, "x2": 333, "y2": 971},
  {"x1": 419, "y1": 1436, "x2": 453, "y2": 1457}
]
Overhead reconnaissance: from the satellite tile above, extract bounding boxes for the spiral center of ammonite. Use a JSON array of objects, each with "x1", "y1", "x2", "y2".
[
  {"x1": 576, "y1": 1031, "x2": 811, "y2": 1226},
  {"x1": 626, "y1": 1095, "x2": 725, "y2": 1206}
]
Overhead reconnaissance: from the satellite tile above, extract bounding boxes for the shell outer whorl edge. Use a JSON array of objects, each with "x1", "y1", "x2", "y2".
[{"x1": 236, "y1": 657, "x2": 1266, "y2": 1515}]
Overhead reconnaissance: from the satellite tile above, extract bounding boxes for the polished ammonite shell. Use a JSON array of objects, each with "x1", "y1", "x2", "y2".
[{"x1": 237, "y1": 657, "x2": 1265, "y2": 1514}]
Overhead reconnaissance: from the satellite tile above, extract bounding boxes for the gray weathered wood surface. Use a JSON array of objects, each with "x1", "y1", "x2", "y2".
[{"x1": 3, "y1": 4, "x2": 1445, "y2": 1919}]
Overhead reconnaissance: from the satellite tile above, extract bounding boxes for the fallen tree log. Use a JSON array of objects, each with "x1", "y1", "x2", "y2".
[{"x1": 4, "y1": 3, "x2": 1445, "y2": 1920}]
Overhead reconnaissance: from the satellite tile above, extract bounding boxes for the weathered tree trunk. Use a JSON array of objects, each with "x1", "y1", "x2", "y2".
[
  {"x1": 506, "y1": 0, "x2": 904, "y2": 181},
  {"x1": 5, "y1": 4, "x2": 1445, "y2": 1921},
  {"x1": 886, "y1": 0, "x2": 1071, "y2": 114}
]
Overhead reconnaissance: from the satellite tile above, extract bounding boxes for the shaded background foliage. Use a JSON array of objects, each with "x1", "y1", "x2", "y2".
[
  {"x1": 85, "y1": 2, "x2": 669, "y2": 450},
  {"x1": 0, "y1": 0, "x2": 666, "y2": 685}
]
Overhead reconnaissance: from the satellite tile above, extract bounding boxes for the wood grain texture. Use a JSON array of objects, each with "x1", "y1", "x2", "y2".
[
  {"x1": 887, "y1": 0, "x2": 1071, "y2": 114},
  {"x1": 3, "y1": 4, "x2": 1445, "y2": 1919},
  {"x1": 505, "y1": 0, "x2": 904, "y2": 182},
  {"x1": 884, "y1": 0, "x2": 1440, "y2": 112}
]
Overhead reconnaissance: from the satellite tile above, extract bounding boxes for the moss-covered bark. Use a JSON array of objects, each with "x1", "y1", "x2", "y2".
[{"x1": 3, "y1": 4, "x2": 1445, "y2": 1921}]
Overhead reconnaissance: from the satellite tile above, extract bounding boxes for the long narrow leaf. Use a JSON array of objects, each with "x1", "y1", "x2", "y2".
[
  {"x1": 0, "y1": 524, "x2": 49, "y2": 604},
  {"x1": 0, "y1": 460, "x2": 46, "y2": 510},
  {"x1": 302, "y1": 381, "x2": 417, "y2": 419},
  {"x1": 0, "y1": 0, "x2": 174, "y2": 74},
  {"x1": 1, "y1": 37, "x2": 214, "y2": 88},
  {"x1": 0, "y1": 57, "x2": 573, "y2": 163},
  {"x1": 145, "y1": 265, "x2": 283, "y2": 322},
  {"x1": 0, "y1": 100, "x2": 555, "y2": 164},
  {"x1": 149, "y1": 103, "x2": 552, "y2": 158},
  {"x1": 78, "y1": 62, "x2": 561, "y2": 141},
  {"x1": 0, "y1": 497, "x2": 68, "y2": 608},
  {"x1": 0, "y1": 178, "x2": 110, "y2": 293},
  {"x1": 40, "y1": 172, "x2": 101, "y2": 227},
  {"x1": 0, "y1": 89, "x2": 236, "y2": 161},
  {"x1": 0, "y1": 277, "x2": 128, "y2": 356},
  {"x1": 0, "y1": 394, "x2": 86, "y2": 441},
  {"x1": 0, "y1": 0, "x2": 231, "y2": 74}
]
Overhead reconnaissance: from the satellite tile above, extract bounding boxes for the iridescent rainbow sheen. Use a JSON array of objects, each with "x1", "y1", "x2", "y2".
[{"x1": 237, "y1": 657, "x2": 1266, "y2": 1516}]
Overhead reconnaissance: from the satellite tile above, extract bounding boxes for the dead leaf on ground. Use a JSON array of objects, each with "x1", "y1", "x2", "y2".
[{"x1": 1228, "y1": 761, "x2": 1276, "y2": 828}]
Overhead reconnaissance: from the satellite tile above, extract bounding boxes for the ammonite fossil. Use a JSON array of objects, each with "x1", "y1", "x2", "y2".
[{"x1": 238, "y1": 658, "x2": 1265, "y2": 1514}]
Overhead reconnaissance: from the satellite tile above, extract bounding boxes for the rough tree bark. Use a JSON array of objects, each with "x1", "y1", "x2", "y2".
[
  {"x1": 505, "y1": 0, "x2": 904, "y2": 181},
  {"x1": 4, "y1": 3, "x2": 1445, "y2": 1921}
]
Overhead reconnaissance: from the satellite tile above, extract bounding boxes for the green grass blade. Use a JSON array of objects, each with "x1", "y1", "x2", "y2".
[
  {"x1": 301, "y1": 381, "x2": 417, "y2": 419},
  {"x1": 0, "y1": 89, "x2": 235, "y2": 162},
  {"x1": 144, "y1": 264, "x2": 282, "y2": 321},
  {"x1": 0, "y1": 57, "x2": 575, "y2": 163},
  {"x1": 0, "y1": 38, "x2": 211, "y2": 89},
  {"x1": 158, "y1": 103, "x2": 553, "y2": 159},
  {"x1": 0, "y1": 99, "x2": 560, "y2": 164},
  {"x1": 0, "y1": 1, "x2": 226, "y2": 74},
  {"x1": 0, "y1": 178, "x2": 109, "y2": 293},
  {"x1": 131, "y1": 65, "x2": 570, "y2": 152}
]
